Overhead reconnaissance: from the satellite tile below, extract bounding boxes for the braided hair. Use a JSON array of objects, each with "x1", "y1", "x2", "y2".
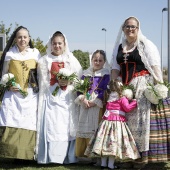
[{"x1": 0, "y1": 26, "x2": 34, "y2": 79}]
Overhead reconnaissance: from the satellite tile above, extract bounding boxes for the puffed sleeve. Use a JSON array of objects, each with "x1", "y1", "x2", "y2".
[{"x1": 121, "y1": 97, "x2": 137, "y2": 112}]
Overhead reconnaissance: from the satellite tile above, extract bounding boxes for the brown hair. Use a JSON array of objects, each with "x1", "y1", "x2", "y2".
[
  {"x1": 0, "y1": 26, "x2": 33, "y2": 79},
  {"x1": 109, "y1": 79, "x2": 123, "y2": 97},
  {"x1": 51, "y1": 31, "x2": 65, "y2": 45},
  {"x1": 91, "y1": 50, "x2": 106, "y2": 61}
]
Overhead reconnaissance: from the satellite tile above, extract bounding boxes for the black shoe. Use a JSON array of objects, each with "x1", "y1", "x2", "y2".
[{"x1": 101, "y1": 166, "x2": 107, "y2": 169}]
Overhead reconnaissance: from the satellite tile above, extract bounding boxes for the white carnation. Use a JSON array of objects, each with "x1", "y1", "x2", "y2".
[
  {"x1": 144, "y1": 86, "x2": 159, "y2": 104},
  {"x1": 80, "y1": 80, "x2": 84, "y2": 85},
  {"x1": 122, "y1": 89, "x2": 133, "y2": 100},
  {"x1": 0, "y1": 73, "x2": 14, "y2": 85},
  {"x1": 154, "y1": 84, "x2": 168, "y2": 99},
  {"x1": 59, "y1": 68, "x2": 72, "y2": 76}
]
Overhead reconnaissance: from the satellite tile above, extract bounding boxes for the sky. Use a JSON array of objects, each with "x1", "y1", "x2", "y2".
[{"x1": 0, "y1": 0, "x2": 168, "y2": 66}]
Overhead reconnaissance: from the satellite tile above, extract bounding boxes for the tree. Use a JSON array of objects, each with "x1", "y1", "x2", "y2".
[
  {"x1": 0, "y1": 21, "x2": 18, "y2": 42},
  {"x1": 72, "y1": 50, "x2": 90, "y2": 70},
  {"x1": 32, "y1": 37, "x2": 47, "y2": 55}
]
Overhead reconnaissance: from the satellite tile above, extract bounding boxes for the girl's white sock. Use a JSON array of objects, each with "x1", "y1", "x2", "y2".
[
  {"x1": 101, "y1": 157, "x2": 107, "y2": 167},
  {"x1": 108, "y1": 156, "x2": 115, "y2": 169}
]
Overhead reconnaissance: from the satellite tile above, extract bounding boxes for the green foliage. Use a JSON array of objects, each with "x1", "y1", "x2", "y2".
[
  {"x1": 32, "y1": 38, "x2": 47, "y2": 56},
  {"x1": 74, "y1": 77, "x2": 91, "y2": 96},
  {"x1": 72, "y1": 50, "x2": 90, "y2": 70},
  {"x1": 0, "y1": 21, "x2": 18, "y2": 42}
]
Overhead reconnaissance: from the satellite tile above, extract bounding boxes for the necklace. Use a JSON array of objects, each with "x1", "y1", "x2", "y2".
[{"x1": 123, "y1": 53, "x2": 129, "y2": 64}]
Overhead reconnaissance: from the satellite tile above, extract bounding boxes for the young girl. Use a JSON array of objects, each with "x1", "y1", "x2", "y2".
[
  {"x1": 84, "y1": 79, "x2": 140, "y2": 169},
  {"x1": 75, "y1": 50, "x2": 110, "y2": 159}
]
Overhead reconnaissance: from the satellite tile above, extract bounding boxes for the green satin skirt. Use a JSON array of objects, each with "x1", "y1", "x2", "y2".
[{"x1": 0, "y1": 127, "x2": 36, "y2": 160}]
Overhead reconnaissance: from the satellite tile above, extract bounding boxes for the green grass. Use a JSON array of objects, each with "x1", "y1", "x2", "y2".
[{"x1": 0, "y1": 158, "x2": 170, "y2": 170}]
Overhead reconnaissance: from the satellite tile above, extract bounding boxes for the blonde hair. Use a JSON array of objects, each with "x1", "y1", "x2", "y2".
[{"x1": 122, "y1": 16, "x2": 139, "y2": 28}]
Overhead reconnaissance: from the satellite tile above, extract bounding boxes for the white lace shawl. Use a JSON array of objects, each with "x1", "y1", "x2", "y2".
[{"x1": 111, "y1": 16, "x2": 163, "y2": 83}]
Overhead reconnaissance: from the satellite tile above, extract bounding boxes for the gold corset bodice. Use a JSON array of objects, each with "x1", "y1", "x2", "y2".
[{"x1": 9, "y1": 59, "x2": 37, "y2": 91}]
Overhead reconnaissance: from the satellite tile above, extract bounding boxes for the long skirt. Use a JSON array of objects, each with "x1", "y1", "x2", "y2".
[
  {"x1": 0, "y1": 127, "x2": 36, "y2": 160},
  {"x1": 75, "y1": 108, "x2": 104, "y2": 157},
  {"x1": 141, "y1": 98, "x2": 170, "y2": 163},
  {"x1": 84, "y1": 120, "x2": 140, "y2": 160}
]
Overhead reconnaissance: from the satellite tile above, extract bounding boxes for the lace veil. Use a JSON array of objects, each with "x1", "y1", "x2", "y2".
[
  {"x1": 111, "y1": 16, "x2": 163, "y2": 83},
  {"x1": 46, "y1": 32, "x2": 70, "y2": 57}
]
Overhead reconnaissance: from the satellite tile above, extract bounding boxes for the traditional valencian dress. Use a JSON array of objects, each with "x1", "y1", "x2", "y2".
[
  {"x1": 111, "y1": 16, "x2": 170, "y2": 163},
  {"x1": 0, "y1": 45, "x2": 41, "y2": 160},
  {"x1": 84, "y1": 92, "x2": 140, "y2": 160},
  {"x1": 36, "y1": 38, "x2": 82, "y2": 164},
  {"x1": 75, "y1": 67, "x2": 110, "y2": 157}
]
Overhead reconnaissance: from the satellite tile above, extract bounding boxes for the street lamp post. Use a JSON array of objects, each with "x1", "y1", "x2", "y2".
[
  {"x1": 168, "y1": 0, "x2": 170, "y2": 82},
  {"x1": 101, "y1": 28, "x2": 107, "y2": 54},
  {"x1": 161, "y1": 7, "x2": 168, "y2": 70}
]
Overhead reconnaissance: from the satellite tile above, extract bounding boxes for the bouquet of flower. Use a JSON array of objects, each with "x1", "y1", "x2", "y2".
[
  {"x1": 52, "y1": 68, "x2": 77, "y2": 96},
  {"x1": 122, "y1": 84, "x2": 135, "y2": 100},
  {"x1": 144, "y1": 82, "x2": 169, "y2": 105},
  {"x1": 0, "y1": 73, "x2": 28, "y2": 105},
  {"x1": 73, "y1": 77, "x2": 91, "y2": 99}
]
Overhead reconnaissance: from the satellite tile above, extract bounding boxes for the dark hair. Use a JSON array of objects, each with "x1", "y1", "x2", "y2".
[
  {"x1": 91, "y1": 50, "x2": 106, "y2": 61},
  {"x1": 109, "y1": 79, "x2": 123, "y2": 97},
  {"x1": 0, "y1": 26, "x2": 33, "y2": 78},
  {"x1": 51, "y1": 31, "x2": 65, "y2": 44},
  {"x1": 122, "y1": 17, "x2": 139, "y2": 29}
]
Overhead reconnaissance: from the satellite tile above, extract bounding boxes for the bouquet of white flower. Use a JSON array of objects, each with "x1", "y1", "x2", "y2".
[
  {"x1": 0, "y1": 73, "x2": 28, "y2": 105},
  {"x1": 122, "y1": 84, "x2": 135, "y2": 100},
  {"x1": 73, "y1": 77, "x2": 91, "y2": 99},
  {"x1": 144, "y1": 82, "x2": 169, "y2": 104},
  {"x1": 52, "y1": 68, "x2": 77, "y2": 96}
]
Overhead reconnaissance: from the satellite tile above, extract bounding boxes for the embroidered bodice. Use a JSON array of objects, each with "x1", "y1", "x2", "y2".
[
  {"x1": 8, "y1": 59, "x2": 37, "y2": 91},
  {"x1": 116, "y1": 45, "x2": 147, "y2": 84}
]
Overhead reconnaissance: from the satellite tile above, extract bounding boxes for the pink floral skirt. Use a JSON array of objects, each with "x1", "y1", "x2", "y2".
[{"x1": 84, "y1": 120, "x2": 141, "y2": 160}]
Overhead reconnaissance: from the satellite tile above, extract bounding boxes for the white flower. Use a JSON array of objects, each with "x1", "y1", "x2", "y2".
[
  {"x1": 59, "y1": 68, "x2": 72, "y2": 77},
  {"x1": 80, "y1": 80, "x2": 84, "y2": 85},
  {"x1": 144, "y1": 86, "x2": 159, "y2": 104},
  {"x1": 122, "y1": 89, "x2": 133, "y2": 100},
  {"x1": 0, "y1": 73, "x2": 14, "y2": 85},
  {"x1": 154, "y1": 84, "x2": 168, "y2": 99}
]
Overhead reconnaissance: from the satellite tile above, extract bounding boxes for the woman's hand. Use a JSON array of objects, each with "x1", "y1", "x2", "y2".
[
  {"x1": 10, "y1": 86, "x2": 19, "y2": 92},
  {"x1": 58, "y1": 79, "x2": 69, "y2": 86}
]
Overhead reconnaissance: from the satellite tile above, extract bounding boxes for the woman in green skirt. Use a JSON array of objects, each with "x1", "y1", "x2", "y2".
[{"x1": 0, "y1": 26, "x2": 41, "y2": 160}]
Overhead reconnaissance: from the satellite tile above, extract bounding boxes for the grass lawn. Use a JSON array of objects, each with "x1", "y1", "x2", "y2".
[{"x1": 0, "y1": 158, "x2": 170, "y2": 170}]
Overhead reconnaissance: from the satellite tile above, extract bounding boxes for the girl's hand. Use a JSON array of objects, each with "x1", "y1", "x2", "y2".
[
  {"x1": 10, "y1": 86, "x2": 19, "y2": 92},
  {"x1": 83, "y1": 98, "x2": 90, "y2": 108},
  {"x1": 82, "y1": 99, "x2": 96, "y2": 108},
  {"x1": 58, "y1": 79, "x2": 69, "y2": 86},
  {"x1": 88, "y1": 101, "x2": 96, "y2": 108}
]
